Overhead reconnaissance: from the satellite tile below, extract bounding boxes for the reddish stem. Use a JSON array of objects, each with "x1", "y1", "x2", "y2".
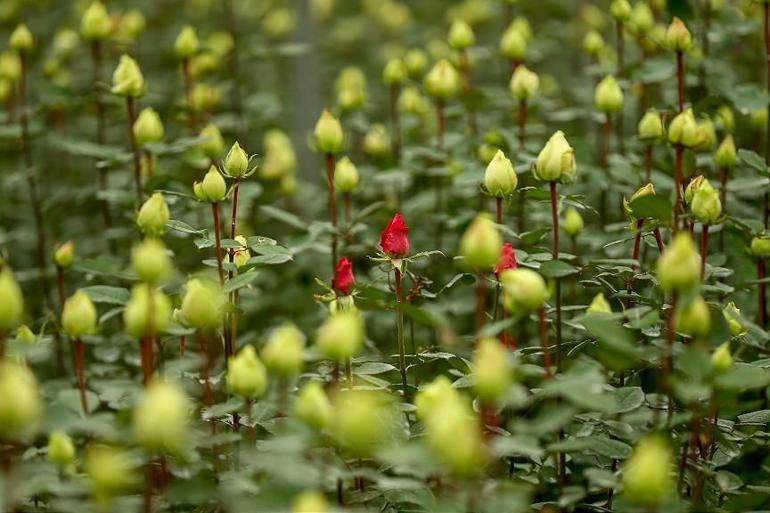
[
  {"x1": 674, "y1": 145, "x2": 683, "y2": 232},
  {"x1": 211, "y1": 203, "x2": 225, "y2": 285},
  {"x1": 700, "y1": 225, "x2": 709, "y2": 279},
  {"x1": 676, "y1": 51, "x2": 685, "y2": 112},
  {"x1": 325, "y1": 153, "x2": 338, "y2": 274},
  {"x1": 495, "y1": 197, "x2": 503, "y2": 224},
  {"x1": 654, "y1": 228, "x2": 665, "y2": 254},
  {"x1": 73, "y1": 338, "x2": 88, "y2": 414},
  {"x1": 436, "y1": 101, "x2": 445, "y2": 151},
  {"x1": 227, "y1": 179, "x2": 241, "y2": 360}
]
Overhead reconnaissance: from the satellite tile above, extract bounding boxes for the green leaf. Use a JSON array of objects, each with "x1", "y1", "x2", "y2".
[
  {"x1": 81, "y1": 286, "x2": 130, "y2": 305},
  {"x1": 539, "y1": 259, "x2": 577, "y2": 278},
  {"x1": 581, "y1": 313, "x2": 641, "y2": 371},
  {"x1": 715, "y1": 364, "x2": 770, "y2": 391},
  {"x1": 223, "y1": 271, "x2": 260, "y2": 293},
  {"x1": 738, "y1": 149, "x2": 769, "y2": 176},
  {"x1": 628, "y1": 194, "x2": 673, "y2": 224}
]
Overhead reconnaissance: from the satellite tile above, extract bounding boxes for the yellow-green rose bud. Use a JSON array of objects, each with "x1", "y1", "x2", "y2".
[
  {"x1": 711, "y1": 342, "x2": 733, "y2": 373},
  {"x1": 118, "y1": 10, "x2": 147, "y2": 41},
  {"x1": 199, "y1": 123, "x2": 225, "y2": 160},
  {"x1": 133, "y1": 107, "x2": 164, "y2": 145},
  {"x1": 750, "y1": 108, "x2": 768, "y2": 132},
  {"x1": 424, "y1": 59, "x2": 461, "y2": 100},
  {"x1": 295, "y1": 381, "x2": 333, "y2": 429},
  {"x1": 665, "y1": 17, "x2": 692, "y2": 52},
  {"x1": 233, "y1": 235, "x2": 251, "y2": 267},
  {"x1": 194, "y1": 165, "x2": 227, "y2": 202},
  {"x1": 684, "y1": 175, "x2": 705, "y2": 205},
  {"x1": 587, "y1": 292, "x2": 612, "y2": 314},
  {"x1": 751, "y1": 235, "x2": 770, "y2": 258},
  {"x1": 595, "y1": 75, "x2": 624, "y2": 113},
  {"x1": 510, "y1": 17, "x2": 533, "y2": 41},
  {"x1": 715, "y1": 135, "x2": 737, "y2": 168},
  {"x1": 691, "y1": 179, "x2": 722, "y2": 224},
  {"x1": 622, "y1": 436, "x2": 673, "y2": 506},
  {"x1": 80, "y1": 2, "x2": 112, "y2": 41},
  {"x1": 260, "y1": 129, "x2": 297, "y2": 180},
  {"x1": 334, "y1": 156, "x2": 359, "y2": 193},
  {"x1": 716, "y1": 104, "x2": 734, "y2": 133},
  {"x1": 133, "y1": 380, "x2": 190, "y2": 455},
  {"x1": 223, "y1": 141, "x2": 249, "y2": 178},
  {"x1": 293, "y1": 490, "x2": 329, "y2": 513},
  {"x1": 564, "y1": 207, "x2": 584, "y2": 237},
  {"x1": 629, "y1": 1, "x2": 654, "y2": 35},
  {"x1": 206, "y1": 31, "x2": 234, "y2": 57},
  {"x1": 448, "y1": 20, "x2": 475, "y2": 50},
  {"x1": 695, "y1": 117, "x2": 717, "y2": 150},
  {"x1": 625, "y1": 182, "x2": 656, "y2": 219},
  {"x1": 0, "y1": 52, "x2": 20, "y2": 82},
  {"x1": 638, "y1": 109, "x2": 664, "y2": 140},
  {"x1": 509, "y1": 65, "x2": 539, "y2": 101},
  {"x1": 583, "y1": 30, "x2": 605, "y2": 57},
  {"x1": 722, "y1": 302, "x2": 745, "y2": 336},
  {"x1": 0, "y1": 360, "x2": 41, "y2": 441},
  {"x1": 53, "y1": 241, "x2": 75, "y2": 269},
  {"x1": 415, "y1": 376, "x2": 459, "y2": 421},
  {"x1": 363, "y1": 124, "x2": 390, "y2": 158},
  {"x1": 459, "y1": 214, "x2": 503, "y2": 269},
  {"x1": 47, "y1": 431, "x2": 75, "y2": 468},
  {"x1": 534, "y1": 130, "x2": 577, "y2": 183},
  {"x1": 382, "y1": 58, "x2": 407, "y2": 86},
  {"x1": 227, "y1": 345, "x2": 267, "y2": 398},
  {"x1": 0, "y1": 267, "x2": 24, "y2": 333},
  {"x1": 404, "y1": 48, "x2": 428, "y2": 78},
  {"x1": 610, "y1": 0, "x2": 632, "y2": 21},
  {"x1": 180, "y1": 279, "x2": 222, "y2": 331},
  {"x1": 473, "y1": 337, "x2": 512, "y2": 402},
  {"x1": 111, "y1": 54, "x2": 145, "y2": 98},
  {"x1": 261, "y1": 322, "x2": 306, "y2": 378},
  {"x1": 136, "y1": 192, "x2": 169, "y2": 237},
  {"x1": 131, "y1": 238, "x2": 171, "y2": 284},
  {"x1": 262, "y1": 8, "x2": 295, "y2": 40},
  {"x1": 62, "y1": 290, "x2": 97, "y2": 338},
  {"x1": 280, "y1": 175, "x2": 298, "y2": 197},
  {"x1": 174, "y1": 25, "x2": 199, "y2": 59},
  {"x1": 667, "y1": 108, "x2": 698, "y2": 147},
  {"x1": 331, "y1": 390, "x2": 395, "y2": 457},
  {"x1": 656, "y1": 233, "x2": 700, "y2": 292},
  {"x1": 501, "y1": 268, "x2": 549, "y2": 313},
  {"x1": 16, "y1": 324, "x2": 35, "y2": 343},
  {"x1": 85, "y1": 445, "x2": 138, "y2": 499},
  {"x1": 335, "y1": 67, "x2": 367, "y2": 112},
  {"x1": 9, "y1": 24, "x2": 33, "y2": 52},
  {"x1": 314, "y1": 109, "x2": 344, "y2": 154},
  {"x1": 309, "y1": 0, "x2": 335, "y2": 22},
  {"x1": 123, "y1": 285, "x2": 171, "y2": 338},
  {"x1": 501, "y1": 26, "x2": 527, "y2": 60},
  {"x1": 316, "y1": 309, "x2": 365, "y2": 362},
  {"x1": 676, "y1": 296, "x2": 711, "y2": 337},
  {"x1": 484, "y1": 150, "x2": 517, "y2": 197},
  {"x1": 423, "y1": 396, "x2": 485, "y2": 476}
]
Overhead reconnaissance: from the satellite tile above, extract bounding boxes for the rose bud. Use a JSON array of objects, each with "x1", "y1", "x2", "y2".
[
  {"x1": 424, "y1": 59, "x2": 461, "y2": 100},
  {"x1": 331, "y1": 390, "x2": 396, "y2": 457},
  {"x1": 723, "y1": 301, "x2": 745, "y2": 336},
  {"x1": 610, "y1": 0, "x2": 631, "y2": 21},
  {"x1": 382, "y1": 58, "x2": 407, "y2": 86},
  {"x1": 174, "y1": 25, "x2": 199, "y2": 59},
  {"x1": 223, "y1": 141, "x2": 249, "y2": 178},
  {"x1": 123, "y1": 285, "x2": 171, "y2": 338},
  {"x1": 684, "y1": 175, "x2": 705, "y2": 205},
  {"x1": 335, "y1": 67, "x2": 367, "y2": 112},
  {"x1": 47, "y1": 431, "x2": 75, "y2": 468},
  {"x1": 227, "y1": 345, "x2": 268, "y2": 399},
  {"x1": 501, "y1": 25, "x2": 527, "y2": 61},
  {"x1": 363, "y1": 124, "x2": 391, "y2": 158},
  {"x1": 260, "y1": 129, "x2": 297, "y2": 180},
  {"x1": 380, "y1": 213, "x2": 410, "y2": 258},
  {"x1": 332, "y1": 257, "x2": 355, "y2": 295},
  {"x1": 293, "y1": 490, "x2": 329, "y2": 513},
  {"x1": 16, "y1": 324, "x2": 36, "y2": 343},
  {"x1": 0, "y1": 52, "x2": 20, "y2": 82},
  {"x1": 564, "y1": 207, "x2": 584, "y2": 237},
  {"x1": 691, "y1": 179, "x2": 722, "y2": 225},
  {"x1": 111, "y1": 54, "x2": 145, "y2": 98},
  {"x1": 333, "y1": 157, "x2": 359, "y2": 193},
  {"x1": 190, "y1": 83, "x2": 222, "y2": 111},
  {"x1": 133, "y1": 107, "x2": 164, "y2": 146},
  {"x1": 415, "y1": 376, "x2": 459, "y2": 421},
  {"x1": 483, "y1": 150, "x2": 517, "y2": 197},
  {"x1": 656, "y1": 233, "x2": 700, "y2": 292},
  {"x1": 199, "y1": 123, "x2": 225, "y2": 160},
  {"x1": 711, "y1": 342, "x2": 733, "y2": 373},
  {"x1": 473, "y1": 337, "x2": 512, "y2": 403},
  {"x1": 133, "y1": 380, "x2": 190, "y2": 455},
  {"x1": 261, "y1": 322, "x2": 306, "y2": 378},
  {"x1": 459, "y1": 214, "x2": 503, "y2": 270},
  {"x1": 716, "y1": 104, "x2": 735, "y2": 132},
  {"x1": 85, "y1": 445, "x2": 138, "y2": 500},
  {"x1": 629, "y1": 2, "x2": 654, "y2": 35},
  {"x1": 751, "y1": 107, "x2": 768, "y2": 132},
  {"x1": 310, "y1": 0, "x2": 335, "y2": 22},
  {"x1": 401, "y1": 48, "x2": 426, "y2": 79},
  {"x1": 194, "y1": 165, "x2": 227, "y2": 203},
  {"x1": 314, "y1": 109, "x2": 344, "y2": 154},
  {"x1": 667, "y1": 108, "x2": 698, "y2": 147},
  {"x1": 131, "y1": 238, "x2": 171, "y2": 284},
  {"x1": 695, "y1": 116, "x2": 717, "y2": 150},
  {"x1": 448, "y1": 20, "x2": 475, "y2": 50},
  {"x1": 637, "y1": 109, "x2": 664, "y2": 141},
  {"x1": 180, "y1": 279, "x2": 223, "y2": 331},
  {"x1": 715, "y1": 135, "x2": 737, "y2": 168},
  {"x1": 233, "y1": 235, "x2": 251, "y2": 267},
  {"x1": 62, "y1": 290, "x2": 97, "y2": 338},
  {"x1": 622, "y1": 436, "x2": 673, "y2": 506},
  {"x1": 587, "y1": 292, "x2": 612, "y2": 314},
  {"x1": 423, "y1": 394, "x2": 485, "y2": 476},
  {"x1": 751, "y1": 235, "x2": 770, "y2": 258},
  {"x1": 295, "y1": 381, "x2": 333, "y2": 430},
  {"x1": 594, "y1": 75, "x2": 623, "y2": 113},
  {"x1": 509, "y1": 65, "x2": 539, "y2": 101},
  {"x1": 534, "y1": 130, "x2": 577, "y2": 183},
  {"x1": 0, "y1": 360, "x2": 41, "y2": 441},
  {"x1": 675, "y1": 296, "x2": 711, "y2": 337},
  {"x1": 494, "y1": 243, "x2": 518, "y2": 276},
  {"x1": 0, "y1": 267, "x2": 24, "y2": 334},
  {"x1": 9, "y1": 24, "x2": 34, "y2": 52},
  {"x1": 665, "y1": 17, "x2": 692, "y2": 52},
  {"x1": 80, "y1": 1, "x2": 112, "y2": 41},
  {"x1": 583, "y1": 30, "x2": 604, "y2": 57},
  {"x1": 280, "y1": 175, "x2": 297, "y2": 197},
  {"x1": 118, "y1": 10, "x2": 147, "y2": 41},
  {"x1": 136, "y1": 192, "x2": 169, "y2": 237},
  {"x1": 316, "y1": 309, "x2": 365, "y2": 362},
  {"x1": 501, "y1": 268, "x2": 549, "y2": 314}
]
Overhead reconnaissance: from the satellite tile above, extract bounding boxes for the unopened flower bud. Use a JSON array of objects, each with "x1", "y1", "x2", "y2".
[
  {"x1": 194, "y1": 166, "x2": 227, "y2": 202},
  {"x1": 715, "y1": 135, "x2": 737, "y2": 168},
  {"x1": 684, "y1": 175, "x2": 706, "y2": 205},
  {"x1": 227, "y1": 345, "x2": 267, "y2": 398},
  {"x1": 335, "y1": 67, "x2": 367, "y2": 112},
  {"x1": 751, "y1": 108, "x2": 768, "y2": 132},
  {"x1": 80, "y1": 2, "x2": 112, "y2": 41},
  {"x1": 0, "y1": 267, "x2": 23, "y2": 333},
  {"x1": 262, "y1": 322, "x2": 306, "y2": 378},
  {"x1": 131, "y1": 239, "x2": 170, "y2": 284},
  {"x1": 630, "y1": 2, "x2": 654, "y2": 34},
  {"x1": 0, "y1": 52, "x2": 20, "y2": 82},
  {"x1": 423, "y1": 396, "x2": 485, "y2": 476},
  {"x1": 534, "y1": 130, "x2": 577, "y2": 183},
  {"x1": 174, "y1": 25, "x2": 199, "y2": 59},
  {"x1": 415, "y1": 376, "x2": 460, "y2": 421},
  {"x1": 179, "y1": 279, "x2": 223, "y2": 331},
  {"x1": 404, "y1": 48, "x2": 428, "y2": 78},
  {"x1": 638, "y1": 109, "x2": 664, "y2": 140},
  {"x1": 118, "y1": 10, "x2": 146, "y2": 41},
  {"x1": 610, "y1": 0, "x2": 632, "y2": 21},
  {"x1": 334, "y1": 156, "x2": 359, "y2": 193},
  {"x1": 260, "y1": 129, "x2": 297, "y2": 180},
  {"x1": 314, "y1": 109, "x2": 344, "y2": 154},
  {"x1": 382, "y1": 58, "x2": 407, "y2": 86},
  {"x1": 111, "y1": 54, "x2": 145, "y2": 98},
  {"x1": 509, "y1": 65, "x2": 539, "y2": 100},
  {"x1": 501, "y1": 26, "x2": 527, "y2": 60},
  {"x1": 666, "y1": 17, "x2": 692, "y2": 52},
  {"x1": 448, "y1": 20, "x2": 475, "y2": 50},
  {"x1": 583, "y1": 30, "x2": 605, "y2": 57},
  {"x1": 136, "y1": 192, "x2": 169, "y2": 236},
  {"x1": 233, "y1": 235, "x2": 250, "y2": 267},
  {"x1": 295, "y1": 381, "x2": 333, "y2": 429},
  {"x1": 123, "y1": 285, "x2": 171, "y2": 338},
  {"x1": 316, "y1": 309, "x2": 365, "y2": 362},
  {"x1": 695, "y1": 117, "x2": 717, "y2": 150},
  {"x1": 133, "y1": 380, "x2": 189, "y2": 455},
  {"x1": 331, "y1": 391, "x2": 395, "y2": 457},
  {"x1": 262, "y1": 8, "x2": 296, "y2": 40},
  {"x1": 293, "y1": 491, "x2": 329, "y2": 513},
  {"x1": 9, "y1": 24, "x2": 33, "y2": 52},
  {"x1": 309, "y1": 0, "x2": 335, "y2": 22},
  {"x1": 564, "y1": 207, "x2": 584, "y2": 237},
  {"x1": 668, "y1": 108, "x2": 698, "y2": 147},
  {"x1": 85, "y1": 445, "x2": 138, "y2": 499},
  {"x1": 595, "y1": 75, "x2": 623, "y2": 113},
  {"x1": 691, "y1": 179, "x2": 722, "y2": 224},
  {"x1": 625, "y1": 183, "x2": 656, "y2": 219},
  {"x1": 751, "y1": 235, "x2": 770, "y2": 258},
  {"x1": 459, "y1": 214, "x2": 503, "y2": 269},
  {"x1": 622, "y1": 436, "x2": 673, "y2": 506},
  {"x1": 711, "y1": 342, "x2": 733, "y2": 373},
  {"x1": 501, "y1": 268, "x2": 549, "y2": 314},
  {"x1": 657, "y1": 233, "x2": 700, "y2": 292},
  {"x1": 716, "y1": 104, "x2": 734, "y2": 132},
  {"x1": 363, "y1": 124, "x2": 390, "y2": 158},
  {"x1": 221, "y1": 141, "x2": 248, "y2": 178},
  {"x1": 0, "y1": 360, "x2": 41, "y2": 441},
  {"x1": 62, "y1": 290, "x2": 97, "y2": 338},
  {"x1": 133, "y1": 107, "x2": 164, "y2": 145},
  {"x1": 722, "y1": 302, "x2": 745, "y2": 336},
  {"x1": 424, "y1": 59, "x2": 461, "y2": 100},
  {"x1": 199, "y1": 123, "x2": 224, "y2": 160},
  {"x1": 473, "y1": 337, "x2": 512, "y2": 402},
  {"x1": 587, "y1": 292, "x2": 612, "y2": 314},
  {"x1": 47, "y1": 431, "x2": 75, "y2": 467},
  {"x1": 483, "y1": 150, "x2": 517, "y2": 197},
  {"x1": 16, "y1": 325, "x2": 35, "y2": 343},
  {"x1": 676, "y1": 296, "x2": 711, "y2": 337}
]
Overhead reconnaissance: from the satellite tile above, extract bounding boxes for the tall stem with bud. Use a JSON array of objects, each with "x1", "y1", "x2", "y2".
[
  {"x1": 211, "y1": 203, "x2": 224, "y2": 285},
  {"x1": 394, "y1": 267, "x2": 408, "y2": 397},
  {"x1": 325, "y1": 154, "x2": 338, "y2": 274}
]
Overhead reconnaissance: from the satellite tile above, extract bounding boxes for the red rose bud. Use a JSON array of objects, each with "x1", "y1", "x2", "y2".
[
  {"x1": 332, "y1": 257, "x2": 355, "y2": 295},
  {"x1": 379, "y1": 213, "x2": 410, "y2": 258},
  {"x1": 494, "y1": 243, "x2": 518, "y2": 276}
]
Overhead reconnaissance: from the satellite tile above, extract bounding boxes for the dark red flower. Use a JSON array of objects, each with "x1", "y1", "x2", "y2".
[
  {"x1": 494, "y1": 243, "x2": 518, "y2": 276},
  {"x1": 379, "y1": 213, "x2": 410, "y2": 258},
  {"x1": 332, "y1": 257, "x2": 355, "y2": 295}
]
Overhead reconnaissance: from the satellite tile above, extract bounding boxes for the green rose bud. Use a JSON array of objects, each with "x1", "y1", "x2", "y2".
[
  {"x1": 638, "y1": 109, "x2": 664, "y2": 140},
  {"x1": 711, "y1": 342, "x2": 733, "y2": 373},
  {"x1": 629, "y1": 1, "x2": 654, "y2": 35},
  {"x1": 714, "y1": 135, "x2": 737, "y2": 168},
  {"x1": 564, "y1": 207, "x2": 584, "y2": 237},
  {"x1": 510, "y1": 17, "x2": 533, "y2": 41},
  {"x1": 194, "y1": 165, "x2": 227, "y2": 203},
  {"x1": 624, "y1": 183, "x2": 656, "y2": 220},
  {"x1": 85, "y1": 445, "x2": 138, "y2": 500},
  {"x1": 382, "y1": 58, "x2": 407, "y2": 86},
  {"x1": 676, "y1": 296, "x2": 711, "y2": 337},
  {"x1": 333, "y1": 156, "x2": 359, "y2": 193},
  {"x1": 316, "y1": 309, "x2": 365, "y2": 362},
  {"x1": 233, "y1": 235, "x2": 251, "y2": 267},
  {"x1": 223, "y1": 141, "x2": 249, "y2": 178},
  {"x1": 751, "y1": 235, "x2": 770, "y2": 258},
  {"x1": 310, "y1": 0, "x2": 335, "y2": 22},
  {"x1": 610, "y1": 0, "x2": 632, "y2": 22},
  {"x1": 695, "y1": 116, "x2": 717, "y2": 150},
  {"x1": 423, "y1": 394, "x2": 485, "y2": 476},
  {"x1": 331, "y1": 390, "x2": 396, "y2": 457},
  {"x1": 53, "y1": 241, "x2": 75, "y2": 268},
  {"x1": 131, "y1": 238, "x2": 171, "y2": 284},
  {"x1": 9, "y1": 24, "x2": 34, "y2": 52},
  {"x1": 133, "y1": 107, "x2": 164, "y2": 146},
  {"x1": 501, "y1": 26, "x2": 527, "y2": 60},
  {"x1": 656, "y1": 233, "x2": 700, "y2": 292},
  {"x1": 404, "y1": 48, "x2": 428, "y2": 78},
  {"x1": 199, "y1": 123, "x2": 225, "y2": 160},
  {"x1": 118, "y1": 10, "x2": 147, "y2": 41},
  {"x1": 691, "y1": 179, "x2": 722, "y2": 225},
  {"x1": 473, "y1": 337, "x2": 512, "y2": 402},
  {"x1": 424, "y1": 59, "x2": 461, "y2": 100},
  {"x1": 47, "y1": 431, "x2": 75, "y2": 468},
  {"x1": 684, "y1": 175, "x2": 705, "y2": 205},
  {"x1": 0, "y1": 360, "x2": 41, "y2": 441},
  {"x1": 180, "y1": 279, "x2": 223, "y2": 331},
  {"x1": 622, "y1": 436, "x2": 673, "y2": 506},
  {"x1": 415, "y1": 376, "x2": 460, "y2": 421},
  {"x1": 174, "y1": 25, "x2": 199, "y2": 59},
  {"x1": 123, "y1": 285, "x2": 171, "y2": 338},
  {"x1": 295, "y1": 381, "x2": 333, "y2": 430},
  {"x1": 227, "y1": 345, "x2": 267, "y2": 399},
  {"x1": 62, "y1": 290, "x2": 97, "y2": 338},
  {"x1": 722, "y1": 302, "x2": 745, "y2": 336},
  {"x1": 363, "y1": 124, "x2": 391, "y2": 158},
  {"x1": 111, "y1": 54, "x2": 145, "y2": 98},
  {"x1": 0, "y1": 267, "x2": 24, "y2": 333},
  {"x1": 314, "y1": 109, "x2": 344, "y2": 154},
  {"x1": 501, "y1": 268, "x2": 549, "y2": 314},
  {"x1": 716, "y1": 104, "x2": 734, "y2": 133},
  {"x1": 667, "y1": 108, "x2": 698, "y2": 147},
  {"x1": 448, "y1": 20, "x2": 475, "y2": 50},
  {"x1": 750, "y1": 108, "x2": 768, "y2": 132},
  {"x1": 509, "y1": 65, "x2": 539, "y2": 101},
  {"x1": 80, "y1": 2, "x2": 112, "y2": 41},
  {"x1": 260, "y1": 129, "x2": 297, "y2": 180},
  {"x1": 133, "y1": 380, "x2": 190, "y2": 455},
  {"x1": 594, "y1": 75, "x2": 623, "y2": 113},
  {"x1": 136, "y1": 192, "x2": 169, "y2": 236},
  {"x1": 293, "y1": 490, "x2": 329, "y2": 513},
  {"x1": 534, "y1": 130, "x2": 577, "y2": 183},
  {"x1": 583, "y1": 30, "x2": 605, "y2": 57},
  {"x1": 459, "y1": 214, "x2": 503, "y2": 269},
  {"x1": 0, "y1": 52, "x2": 21, "y2": 82},
  {"x1": 587, "y1": 292, "x2": 612, "y2": 314},
  {"x1": 16, "y1": 324, "x2": 36, "y2": 343},
  {"x1": 665, "y1": 17, "x2": 692, "y2": 52},
  {"x1": 483, "y1": 150, "x2": 517, "y2": 197},
  {"x1": 335, "y1": 67, "x2": 367, "y2": 112},
  {"x1": 261, "y1": 322, "x2": 306, "y2": 378}
]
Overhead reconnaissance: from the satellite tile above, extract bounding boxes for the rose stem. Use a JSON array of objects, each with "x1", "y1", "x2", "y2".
[
  {"x1": 510, "y1": 59, "x2": 520, "y2": 79},
  {"x1": 765, "y1": 2, "x2": 770, "y2": 228},
  {"x1": 143, "y1": 150, "x2": 154, "y2": 179},
  {"x1": 653, "y1": 227, "x2": 665, "y2": 254},
  {"x1": 700, "y1": 224, "x2": 709, "y2": 279},
  {"x1": 227, "y1": 178, "x2": 241, "y2": 361},
  {"x1": 758, "y1": 258, "x2": 767, "y2": 328},
  {"x1": 126, "y1": 96, "x2": 143, "y2": 205},
  {"x1": 436, "y1": 100, "x2": 445, "y2": 151},
  {"x1": 538, "y1": 307, "x2": 552, "y2": 379},
  {"x1": 673, "y1": 144, "x2": 683, "y2": 232},
  {"x1": 324, "y1": 153, "x2": 338, "y2": 274},
  {"x1": 394, "y1": 267, "x2": 408, "y2": 397},
  {"x1": 518, "y1": 99, "x2": 527, "y2": 149},
  {"x1": 343, "y1": 192, "x2": 353, "y2": 246},
  {"x1": 140, "y1": 291, "x2": 155, "y2": 386},
  {"x1": 644, "y1": 144, "x2": 653, "y2": 185},
  {"x1": 549, "y1": 182, "x2": 563, "y2": 371},
  {"x1": 54, "y1": 265, "x2": 66, "y2": 374},
  {"x1": 73, "y1": 337, "x2": 88, "y2": 414},
  {"x1": 719, "y1": 166, "x2": 728, "y2": 251},
  {"x1": 474, "y1": 272, "x2": 487, "y2": 333},
  {"x1": 599, "y1": 114, "x2": 611, "y2": 224},
  {"x1": 495, "y1": 197, "x2": 503, "y2": 225},
  {"x1": 211, "y1": 203, "x2": 225, "y2": 285},
  {"x1": 676, "y1": 50, "x2": 685, "y2": 112},
  {"x1": 629, "y1": 219, "x2": 644, "y2": 292},
  {"x1": 390, "y1": 84, "x2": 401, "y2": 161},
  {"x1": 179, "y1": 335, "x2": 185, "y2": 358},
  {"x1": 663, "y1": 292, "x2": 678, "y2": 424},
  {"x1": 90, "y1": 41, "x2": 113, "y2": 239},
  {"x1": 182, "y1": 57, "x2": 195, "y2": 133}
]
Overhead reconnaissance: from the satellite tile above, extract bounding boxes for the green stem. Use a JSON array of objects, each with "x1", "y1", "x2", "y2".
[{"x1": 395, "y1": 267, "x2": 407, "y2": 397}]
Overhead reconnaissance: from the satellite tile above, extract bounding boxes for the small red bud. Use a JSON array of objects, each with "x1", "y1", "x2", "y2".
[{"x1": 379, "y1": 213, "x2": 410, "y2": 258}]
